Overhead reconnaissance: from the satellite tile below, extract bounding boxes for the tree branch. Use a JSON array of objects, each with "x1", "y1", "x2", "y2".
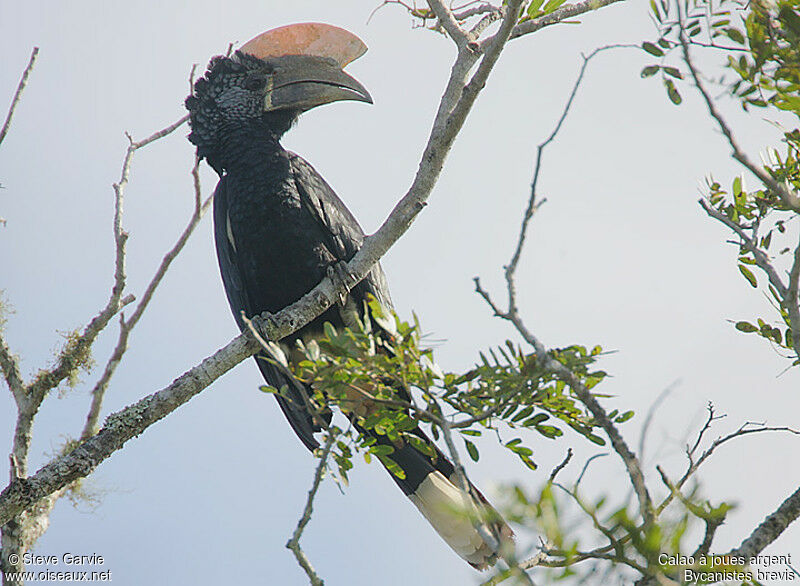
[
  {"x1": 427, "y1": 0, "x2": 471, "y2": 46},
  {"x1": 698, "y1": 200, "x2": 788, "y2": 297},
  {"x1": 25, "y1": 117, "x2": 188, "y2": 406},
  {"x1": 474, "y1": 43, "x2": 655, "y2": 528},
  {"x1": 678, "y1": 11, "x2": 800, "y2": 213},
  {"x1": 0, "y1": 332, "x2": 259, "y2": 526},
  {"x1": 0, "y1": 332, "x2": 24, "y2": 406},
  {"x1": 509, "y1": 0, "x2": 627, "y2": 41},
  {"x1": 286, "y1": 433, "x2": 336, "y2": 586},
  {"x1": 0, "y1": 47, "x2": 39, "y2": 149},
  {"x1": 82, "y1": 156, "x2": 211, "y2": 439},
  {"x1": 788, "y1": 238, "x2": 800, "y2": 361},
  {"x1": 727, "y1": 485, "x2": 800, "y2": 560}
]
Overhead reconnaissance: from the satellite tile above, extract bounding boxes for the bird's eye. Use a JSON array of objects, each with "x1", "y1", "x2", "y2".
[{"x1": 245, "y1": 76, "x2": 266, "y2": 91}]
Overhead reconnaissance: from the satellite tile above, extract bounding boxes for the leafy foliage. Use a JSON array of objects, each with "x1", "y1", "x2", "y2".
[
  {"x1": 262, "y1": 297, "x2": 618, "y2": 483},
  {"x1": 641, "y1": 0, "x2": 800, "y2": 366}
]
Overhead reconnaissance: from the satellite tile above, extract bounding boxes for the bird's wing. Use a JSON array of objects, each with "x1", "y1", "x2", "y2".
[
  {"x1": 212, "y1": 176, "x2": 323, "y2": 450},
  {"x1": 288, "y1": 153, "x2": 396, "y2": 324}
]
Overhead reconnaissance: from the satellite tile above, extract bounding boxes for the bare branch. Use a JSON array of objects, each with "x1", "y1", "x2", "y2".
[
  {"x1": 548, "y1": 448, "x2": 573, "y2": 483},
  {"x1": 574, "y1": 453, "x2": 607, "y2": 490},
  {"x1": 82, "y1": 157, "x2": 211, "y2": 439},
  {"x1": 638, "y1": 381, "x2": 678, "y2": 463},
  {"x1": 506, "y1": 44, "x2": 636, "y2": 313},
  {"x1": 0, "y1": 47, "x2": 39, "y2": 149},
  {"x1": 25, "y1": 116, "x2": 188, "y2": 405},
  {"x1": 286, "y1": 433, "x2": 336, "y2": 586},
  {"x1": 655, "y1": 419, "x2": 800, "y2": 516}
]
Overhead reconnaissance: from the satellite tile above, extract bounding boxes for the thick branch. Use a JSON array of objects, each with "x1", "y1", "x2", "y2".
[
  {"x1": 727, "y1": 485, "x2": 800, "y2": 560},
  {"x1": 0, "y1": 48, "x2": 39, "y2": 149}
]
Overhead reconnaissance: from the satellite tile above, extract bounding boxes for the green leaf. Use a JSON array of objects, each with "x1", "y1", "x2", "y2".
[
  {"x1": 642, "y1": 41, "x2": 664, "y2": 57},
  {"x1": 724, "y1": 27, "x2": 745, "y2": 44},
  {"x1": 735, "y1": 321, "x2": 758, "y2": 333},
  {"x1": 460, "y1": 429, "x2": 482, "y2": 437},
  {"x1": 664, "y1": 78, "x2": 682, "y2": 105},
  {"x1": 465, "y1": 439, "x2": 480, "y2": 462},
  {"x1": 615, "y1": 410, "x2": 635, "y2": 423},
  {"x1": 527, "y1": 0, "x2": 545, "y2": 16},
  {"x1": 738, "y1": 265, "x2": 758, "y2": 288},
  {"x1": 650, "y1": 0, "x2": 661, "y2": 22},
  {"x1": 641, "y1": 65, "x2": 660, "y2": 78},
  {"x1": 662, "y1": 66, "x2": 683, "y2": 79},
  {"x1": 512, "y1": 406, "x2": 535, "y2": 423},
  {"x1": 542, "y1": 0, "x2": 567, "y2": 15}
]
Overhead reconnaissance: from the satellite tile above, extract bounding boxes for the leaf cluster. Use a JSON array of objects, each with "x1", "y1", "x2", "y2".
[
  {"x1": 262, "y1": 298, "x2": 621, "y2": 483},
  {"x1": 707, "y1": 172, "x2": 800, "y2": 364}
]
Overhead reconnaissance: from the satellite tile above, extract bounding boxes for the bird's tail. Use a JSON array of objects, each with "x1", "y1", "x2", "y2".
[{"x1": 365, "y1": 426, "x2": 514, "y2": 570}]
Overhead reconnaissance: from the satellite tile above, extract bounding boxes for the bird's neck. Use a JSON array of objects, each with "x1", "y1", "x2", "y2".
[{"x1": 205, "y1": 110, "x2": 298, "y2": 175}]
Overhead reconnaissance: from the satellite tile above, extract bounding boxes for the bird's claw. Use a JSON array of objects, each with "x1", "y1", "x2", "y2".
[
  {"x1": 252, "y1": 310, "x2": 279, "y2": 341},
  {"x1": 327, "y1": 261, "x2": 354, "y2": 306}
]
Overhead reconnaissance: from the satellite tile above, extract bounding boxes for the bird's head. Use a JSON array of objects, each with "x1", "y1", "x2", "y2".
[{"x1": 186, "y1": 23, "x2": 372, "y2": 163}]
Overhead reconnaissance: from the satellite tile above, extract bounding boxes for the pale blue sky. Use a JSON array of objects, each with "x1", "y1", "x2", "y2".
[{"x1": 1, "y1": 1, "x2": 798, "y2": 584}]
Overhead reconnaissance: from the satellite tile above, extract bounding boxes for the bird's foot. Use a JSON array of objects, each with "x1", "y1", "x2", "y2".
[
  {"x1": 327, "y1": 261, "x2": 355, "y2": 306},
  {"x1": 251, "y1": 310, "x2": 279, "y2": 342}
]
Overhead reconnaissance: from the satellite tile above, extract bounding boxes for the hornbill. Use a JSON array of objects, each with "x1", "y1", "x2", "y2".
[{"x1": 185, "y1": 23, "x2": 512, "y2": 568}]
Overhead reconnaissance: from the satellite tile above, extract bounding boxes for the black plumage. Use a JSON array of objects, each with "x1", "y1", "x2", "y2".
[{"x1": 186, "y1": 41, "x2": 512, "y2": 568}]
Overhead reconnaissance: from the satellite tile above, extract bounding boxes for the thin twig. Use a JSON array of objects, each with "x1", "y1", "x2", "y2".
[
  {"x1": 25, "y1": 116, "x2": 188, "y2": 405},
  {"x1": 638, "y1": 381, "x2": 678, "y2": 464},
  {"x1": 574, "y1": 453, "x2": 608, "y2": 490},
  {"x1": 506, "y1": 44, "x2": 637, "y2": 309},
  {"x1": 286, "y1": 433, "x2": 336, "y2": 586},
  {"x1": 0, "y1": 48, "x2": 39, "y2": 148},
  {"x1": 548, "y1": 448, "x2": 573, "y2": 483},
  {"x1": 473, "y1": 42, "x2": 656, "y2": 529}
]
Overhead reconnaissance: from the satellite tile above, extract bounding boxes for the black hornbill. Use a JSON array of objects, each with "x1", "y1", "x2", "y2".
[{"x1": 185, "y1": 23, "x2": 512, "y2": 568}]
